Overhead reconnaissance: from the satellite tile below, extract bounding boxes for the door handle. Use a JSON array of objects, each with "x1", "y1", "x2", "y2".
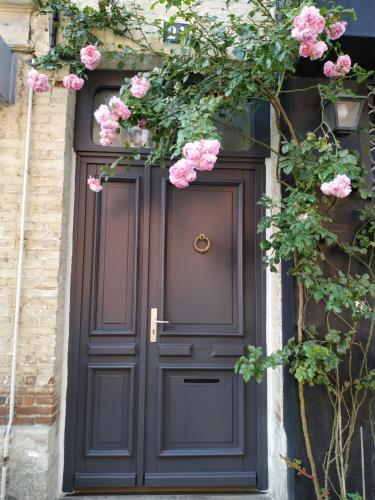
[{"x1": 150, "y1": 308, "x2": 170, "y2": 343}]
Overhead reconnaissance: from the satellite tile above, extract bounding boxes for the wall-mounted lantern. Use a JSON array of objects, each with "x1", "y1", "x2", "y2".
[{"x1": 323, "y1": 94, "x2": 367, "y2": 136}]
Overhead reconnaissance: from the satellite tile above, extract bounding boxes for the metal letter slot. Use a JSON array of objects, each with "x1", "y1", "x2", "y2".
[{"x1": 150, "y1": 308, "x2": 169, "y2": 343}]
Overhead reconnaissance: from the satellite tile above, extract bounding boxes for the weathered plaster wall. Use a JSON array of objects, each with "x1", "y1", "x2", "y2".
[{"x1": 0, "y1": 1, "x2": 287, "y2": 498}]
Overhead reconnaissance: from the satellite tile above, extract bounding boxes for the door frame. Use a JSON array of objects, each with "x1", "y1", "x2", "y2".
[{"x1": 63, "y1": 71, "x2": 269, "y2": 493}]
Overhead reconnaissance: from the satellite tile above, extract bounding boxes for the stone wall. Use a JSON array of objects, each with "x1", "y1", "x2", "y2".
[{"x1": 0, "y1": 1, "x2": 287, "y2": 498}]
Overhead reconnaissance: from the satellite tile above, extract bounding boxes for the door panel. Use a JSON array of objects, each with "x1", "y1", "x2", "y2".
[
  {"x1": 144, "y1": 167, "x2": 258, "y2": 488},
  {"x1": 64, "y1": 158, "x2": 265, "y2": 492},
  {"x1": 68, "y1": 162, "x2": 144, "y2": 489},
  {"x1": 163, "y1": 180, "x2": 243, "y2": 334},
  {"x1": 93, "y1": 178, "x2": 139, "y2": 335}
]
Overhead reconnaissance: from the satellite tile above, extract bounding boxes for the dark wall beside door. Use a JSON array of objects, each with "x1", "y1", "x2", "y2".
[{"x1": 282, "y1": 77, "x2": 375, "y2": 500}]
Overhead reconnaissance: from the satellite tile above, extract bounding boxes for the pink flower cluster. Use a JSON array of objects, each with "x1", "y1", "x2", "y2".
[
  {"x1": 169, "y1": 160, "x2": 197, "y2": 189},
  {"x1": 299, "y1": 40, "x2": 327, "y2": 60},
  {"x1": 94, "y1": 96, "x2": 131, "y2": 146},
  {"x1": 87, "y1": 176, "x2": 102, "y2": 193},
  {"x1": 28, "y1": 69, "x2": 49, "y2": 93},
  {"x1": 63, "y1": 74, "x2": 84, "y2": 91},
  {"x1": 321, "y1": 174, "x2": 352, "y2": 198},
  {"x1": 80, "y1": 45, "x2": 101, "y2": 70},
  {"x1": 108, "y1": 96, "x2": 132, "y2": 120},
  {"x1": 323, "y1": 55, "x2": 351, "y2": 78},
  {"x1": 130, "y1": 75, "x2": 150, "y2": 99},
  {"x1": 292, "y1": 6, "x2": 328, "y2": 61},
  {"x1": 169, "y1": 139, "x2": 221, "y2": 188},
  {"x1": 326, "y1": 20, "x2": 347, "y2": 40},
  {"x1": 292, "y1": 6, "x2": 326, "y2": 41}
]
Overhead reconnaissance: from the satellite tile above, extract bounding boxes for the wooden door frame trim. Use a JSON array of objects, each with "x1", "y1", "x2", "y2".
[
  {"x1": 63, "y1": 69, "x2": 269, "y2": 493},
  {"x1": 63, "y1": 154, "x2": 268, "y2": 493}
]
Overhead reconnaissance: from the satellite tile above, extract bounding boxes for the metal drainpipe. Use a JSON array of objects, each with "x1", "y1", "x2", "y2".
[{"x1": 0, "y1": 82, "x2": 33, "y2": 500}]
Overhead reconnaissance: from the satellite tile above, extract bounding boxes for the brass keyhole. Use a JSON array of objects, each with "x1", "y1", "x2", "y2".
[{"x1": 193, "y1": 233, "x2": 211, "y2": 254}]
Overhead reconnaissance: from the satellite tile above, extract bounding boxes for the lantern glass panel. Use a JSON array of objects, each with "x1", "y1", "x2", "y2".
[{"x1": 336, "y1": 100, "x2": 362, "y2": 129}]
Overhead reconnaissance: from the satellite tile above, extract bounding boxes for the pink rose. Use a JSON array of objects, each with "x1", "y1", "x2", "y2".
[
  {"x1": 94, "y1": 104, "x2": 111, "y2": 124},
  {"x1": 80, "y1": 45, "x2": 101, "y2": 70},
  {"x1": 130, "y1": 75, "x2": 150, "y2": 99},
  {"x1": 169, "y1": 159, "x2": 197, "y2": 189},
  {"x1": 28, "y1": 69, "x2": 49, "y2": 93},
  {"x1": 320, "y1": 174, "x2": 352, "y2": 198},
  {"x1": 291, "y1": 28, "x2": 304, "y2": 42},
  {"x1": 300, "y1": 6, "x2": 325, "y2": 33},
  {"x1": 299, "y1": 41, "x2": 313, "y2": 58},
  {"x1": 320, "y1": 182, "x2": 332, "y2": 196},
  {"x1": 323, "y1": 61, "x2": 339, "y2": 78},
  {"x1": 336, "y1": 54, "x2": 351, "y2": 76},
  {"x1": 63, "y1": 73, "x2": 84, "y2": 91},
  {"x1": 87, "y1": 176, "x2": 102, "y2": 192},
  {"x1": 313, "y1": 15, "x2": 326, "y2": 34},
  {"x1": 327, "y1": 21, "x2": 347, "y2": 40},
  {"x1": 310, "y1": 41, "x2": 328, "y2": 60},
  {"x1": 109, "y1": 96, "x2": 131, "y2": 121},
  {"x1": 201, "y1": 139, "x2": 221, "y2": 156},
  {"x1": 300, "y1": 6, "x2": 320, "y2": 21},
  {"x1": 197, "y1": 153, "x2": 217, "y2": 171},
  {"x1": 293, "y1": 15, "x2": 304, "y2": 30},
  {"x1": 183, "y1": 141, "x2": 203, "y2": 162}
]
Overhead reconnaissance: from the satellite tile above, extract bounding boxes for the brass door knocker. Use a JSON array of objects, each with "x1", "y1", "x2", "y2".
[{"x1": 193, "y1": 233, "x2": 211, "y2": 254}]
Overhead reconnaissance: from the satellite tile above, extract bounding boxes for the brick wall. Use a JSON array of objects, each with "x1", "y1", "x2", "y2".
[{"x1": 0, "y1": 54, "x2": 74, "y2": 428}]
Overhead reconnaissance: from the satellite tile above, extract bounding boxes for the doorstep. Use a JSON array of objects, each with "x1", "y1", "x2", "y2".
[{"x1": 59, "y1": 495, "x2": 272, "y2": 499}]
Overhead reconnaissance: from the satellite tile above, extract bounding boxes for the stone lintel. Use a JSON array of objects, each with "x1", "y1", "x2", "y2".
[{"x1": 0, "y1": 0, "x2": 34, "y2": 51}]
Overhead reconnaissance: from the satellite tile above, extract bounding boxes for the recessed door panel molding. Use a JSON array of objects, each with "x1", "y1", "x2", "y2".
[
  {"x1": 90, "y1": 176, "x2": 140, "y2": 336},
  {"x1": 84, "y1": 363, "x2": 135, "y2": 457},
  {"x1": 144, "y1": 471, "x2": 257, "y2": 488},
  {"x1": 160, "y1": 178, "x2": 244, "y2": 337},
  {"x1": 157, "y1": 365, "x2": 245, "y2": 457}
]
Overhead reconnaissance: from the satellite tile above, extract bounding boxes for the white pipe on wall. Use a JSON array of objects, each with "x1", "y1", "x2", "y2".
[{"x1": 0, "y1": 82, "x2": 33, "y2": 500}]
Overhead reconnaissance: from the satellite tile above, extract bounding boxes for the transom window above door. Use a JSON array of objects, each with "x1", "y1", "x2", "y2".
[{"x1": 92, "y1": 88, "x2": 255, "y2": 152}]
